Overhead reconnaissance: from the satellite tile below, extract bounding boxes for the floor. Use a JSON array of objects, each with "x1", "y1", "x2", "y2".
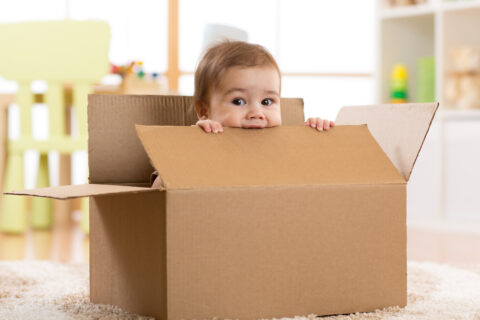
[
  {"x1": 0, "y1": 201, "x2": 89, "y2": 263},
  {"x1": 407, "y1": 226, "x2": 480, "y2": 266},
  {"x1": 1, "y1": 209, "x2": 480, "y2": 266}
]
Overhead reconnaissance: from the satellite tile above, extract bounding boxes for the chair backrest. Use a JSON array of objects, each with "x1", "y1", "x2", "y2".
[
  {"x1": 0, "y1": 20, "x2": 110, "y2": 139},
  {"x1": 0, "y1": 20, "x2": 110, "y2": 82}
]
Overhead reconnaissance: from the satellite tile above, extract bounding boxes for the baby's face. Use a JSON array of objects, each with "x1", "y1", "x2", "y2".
[{"x1": 207, "y1": 66, "x2": 281, "y2": 128}]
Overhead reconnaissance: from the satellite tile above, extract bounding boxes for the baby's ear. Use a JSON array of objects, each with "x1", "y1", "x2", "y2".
[{"x1": 195, "y1": 101, "x2": 209, "y2": 119}]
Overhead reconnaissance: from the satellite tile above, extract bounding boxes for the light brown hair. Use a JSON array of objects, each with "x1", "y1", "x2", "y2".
[{"x1": 193, "y1": 40, "x2": 281, "y2": 117}]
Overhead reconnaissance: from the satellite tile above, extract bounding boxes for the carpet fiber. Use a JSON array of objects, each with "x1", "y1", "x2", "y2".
[{"x1": 0, "y1": 261, "x2": 479, "y2": 319}]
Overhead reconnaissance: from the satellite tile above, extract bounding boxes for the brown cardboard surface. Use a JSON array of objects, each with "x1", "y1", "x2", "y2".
[
  {"x1": 88, "y1": 94, "x2": 190, "y2": 185},
  {"x1": 90, "y1": 192, "x2": 167, "y2": 319},
  {"x1": 136, "y1": 125, "x2": 405, "y2": 189},
  {"x1": 5, "y1": 184, "x2": 159, "y2": 199},
  {"x1": 165, "y1": 183, "x2": 406, "y2": 319},
  {"x1": 335, "y1": 102, "x2": 439, "y2": 181},
  {"x1": 88, "y1": 94, "x2": 304, "y2": 184},
  {"x1": 279, "y1": 97, "x2": 305, "y2": 125}
]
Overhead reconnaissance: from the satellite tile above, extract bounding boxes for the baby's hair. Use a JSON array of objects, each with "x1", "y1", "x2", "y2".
[{"x1": 193, "y1": 40, "x2": 281, "y2": 112}]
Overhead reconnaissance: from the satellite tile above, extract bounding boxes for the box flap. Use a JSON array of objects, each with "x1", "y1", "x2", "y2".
[
  {"x1": 4, "y1": 184, "x2": 159, "y2": 200},
  {"x1": 135, "y1": 125, "x2": 405, "y2": 190},
  {"x1": 88, "y1": 94, "x2": 304, "y2": 184},
  {"x1": 335, "y1": 102, "x2": 439, "y2": 181}
]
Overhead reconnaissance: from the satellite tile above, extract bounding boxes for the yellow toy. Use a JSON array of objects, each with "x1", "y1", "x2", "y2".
[{"x1": 390, "y1": 64, "x2": 408, "y2": 103}]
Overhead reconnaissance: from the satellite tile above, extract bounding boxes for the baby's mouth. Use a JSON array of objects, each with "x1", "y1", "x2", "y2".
[
  {"x1": 242, "y1": 121, "x2": 267, "y2": 129},
  {"x1": 243, "y1": 125, "x2": 264, "y2": 129}
]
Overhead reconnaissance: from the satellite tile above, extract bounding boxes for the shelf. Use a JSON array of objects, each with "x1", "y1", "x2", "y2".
[
  {"x1": 408, "y1": 217, "x2": 480, "y2": 235},
  {"x1": 436, "y1": 109, "x2": 480, "y2": 121},
  {"x1": 380, "y1": 4, "x2": 434, "y2": 19},
  {"x1": 442, "y1": 0, "x2": 480, "y2": 12},
  {"x1": 377, "y1": 1, "x2": 480, "y2": 223},
  {"x1": 378, "y1": 14, "x2": 434, "y2": 103},
  {"x1": 380, "y1": 1, "x2": 480, "y2": 19}
]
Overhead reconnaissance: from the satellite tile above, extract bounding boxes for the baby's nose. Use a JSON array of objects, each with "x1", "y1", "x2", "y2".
[{"x1": 247, "y1": 107, "x2": 265, "y2": 120}]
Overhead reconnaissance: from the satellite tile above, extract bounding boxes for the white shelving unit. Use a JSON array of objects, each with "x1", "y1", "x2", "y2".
[
  {"x1": 376, "y1": 0, "x2": 480, "y2": 230},
  {"x1": 377, "y1": 0, "x2": 480, "y2": 105}
]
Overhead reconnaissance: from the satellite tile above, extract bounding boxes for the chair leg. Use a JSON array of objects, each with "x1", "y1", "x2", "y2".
[
  {"x1": 31, "y1": 153, "x2": 53, "y2": 229},
  {"x1": 80, "y1": 197, "x2": 89, "y2": 234},
  {"x1": 0, "y1": 151, "x2": 27, "y2": 233}
]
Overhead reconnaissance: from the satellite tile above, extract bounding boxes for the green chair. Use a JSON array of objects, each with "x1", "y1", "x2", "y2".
[{"x1": 0, "y1": 21, "x2": 110, "y2": 234}]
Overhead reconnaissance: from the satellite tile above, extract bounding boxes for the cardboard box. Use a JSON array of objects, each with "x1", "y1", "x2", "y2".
[{"x1": 7, "y1": 94, "x2": 438, "y2": 319}]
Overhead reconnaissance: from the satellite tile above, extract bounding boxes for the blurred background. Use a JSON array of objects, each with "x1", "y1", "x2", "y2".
[{"x1": 0, "y1": 0, "x2": 479, "y2": 265}]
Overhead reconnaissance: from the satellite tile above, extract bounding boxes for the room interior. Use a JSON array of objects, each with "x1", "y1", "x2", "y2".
[{"x1": 0, "y1": 0, "x2": 479, "y2": 319}]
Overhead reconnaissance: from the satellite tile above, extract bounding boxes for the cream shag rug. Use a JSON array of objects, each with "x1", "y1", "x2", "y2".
[{"x1": 0, "y1": 261, "x2": 479, "y2": 320}]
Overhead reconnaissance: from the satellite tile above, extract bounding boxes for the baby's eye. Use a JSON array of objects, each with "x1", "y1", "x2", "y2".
[
  {"x1": 262, "y1": 98, "x2": 273, "y2": 106},
  {"x1": 232, "y1": 98, "x2": 246, "y2": 106}
]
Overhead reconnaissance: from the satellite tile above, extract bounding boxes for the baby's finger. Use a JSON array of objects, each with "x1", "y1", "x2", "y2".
[
  {"x1": 199, "y1": 122, "x2": 212, "y2": 133},
  {"x1": 330, "y1": 121, "x2": 335, "y2": 127},
  {"x1": 213, "y1": 122, "x2": 222, "y2": 133},
  {"x1": 211, "y1": 122, "x2": 218, "y2": 133},
  {"x1": 323, "y1": 119, "x2": 330, "y2": 131},
  {"x1": 209, "y1": 122, "x2": 218, "y2": 133},
  {"x1": 315, "y1": 118, "x2": 323, "y2": 131}
]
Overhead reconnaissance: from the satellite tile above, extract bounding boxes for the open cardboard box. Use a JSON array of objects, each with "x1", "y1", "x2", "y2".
[{"x1": 6, "y1": 94, "x2": 438, "y2": 319}]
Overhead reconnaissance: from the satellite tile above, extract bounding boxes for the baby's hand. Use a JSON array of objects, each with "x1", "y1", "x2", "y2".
[
  {"x1": 305, "y1": 117, "x2": 335, "y2": 131},
  {"x1": 195, "y1": 119, "x2": 224, "y2": 133}
]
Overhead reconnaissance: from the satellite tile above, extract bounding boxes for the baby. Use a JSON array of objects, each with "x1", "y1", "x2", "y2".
[{"x1": 193, "y1": 41, "x2": 334, "y2": 133}]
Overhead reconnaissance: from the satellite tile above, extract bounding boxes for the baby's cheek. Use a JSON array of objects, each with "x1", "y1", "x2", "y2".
[
  {"x1": 219, "y1": 111, "x2": 244, "y2": 128},
  {"x1": 267, "y1": 109, "x2": 282, "y2": 127}
]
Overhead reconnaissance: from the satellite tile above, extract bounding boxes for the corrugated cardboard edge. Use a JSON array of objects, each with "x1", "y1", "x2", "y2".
[
  {"x1": 4, "y1": 184, "x2": 161, "y2": 200},
  {"x1": 336, "y1": 102, "x2": 439, "y2": 181},
  {"x1": 407, "y1": 103, "x2": 438, "y2": 181}
]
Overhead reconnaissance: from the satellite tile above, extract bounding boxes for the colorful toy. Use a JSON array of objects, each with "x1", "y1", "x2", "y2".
[
  {"x1": 110, "y1": 60, "x2": 155, "y2": 80},
  {"x1": 417, "y1": 56, "x2": 435, "y2": 102},
  {"x1": 390, "y1": 64, "x2": 408, "y2": 103},
  {"x1": 387, "y1": 0, "x2": 427, "y2": 7},
  {"x1": 108, "y1": 61, "x2": 167, "y2": 94}
]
